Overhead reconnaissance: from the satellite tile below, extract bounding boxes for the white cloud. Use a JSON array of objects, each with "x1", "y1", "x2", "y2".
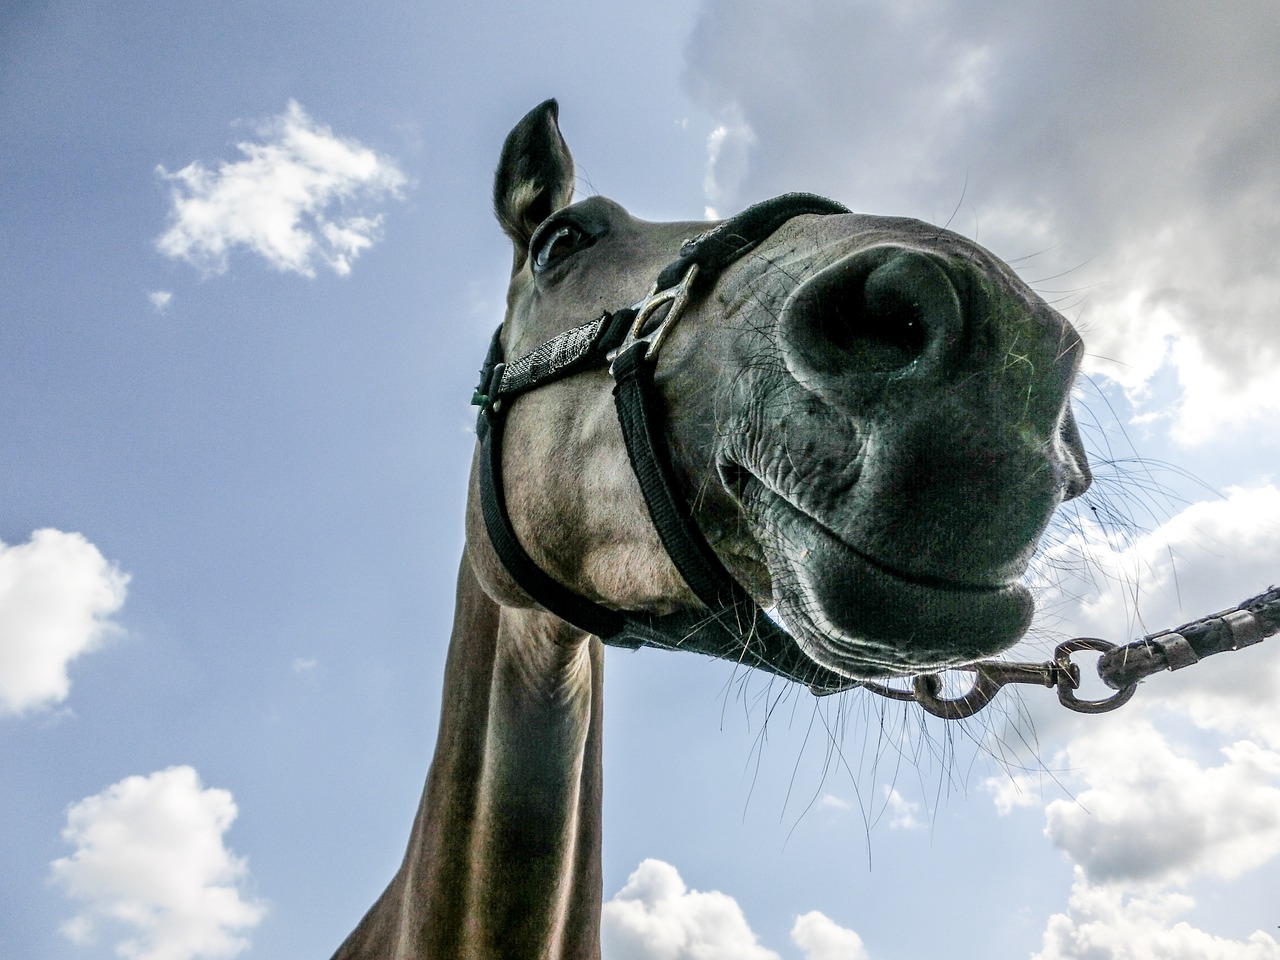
[
  {"x1": 602, "y1": 859, "x2": 870, "y2": 960},
  {"x1": 791, "y1": 911, "x2": 871, "y2": 960},
  {"x1": 1003, "y1": 664, "x2": 1280, "y2": 958},
  {"x1": 951, "y1": 480, "x2": 1280, "y2": 955},
  {"x1": 0, "y1": 529, "x2": 128, "y2": 717},
  {"x1": 1037, "y1": 485, "x2": 1280, "y2": 631},
  {"x1": 998, "y1": 713, "x2": 1280, "y2": 957},
  {"x1": 981, "y1": 482, "x2": 1280, "y2": 954},
  {"x1": 50, "y1": 766, "x2": 266, "y2": 960},
  {"x1": 602, "y1": 859, "x2": 781, "y2": 960},
  {"x1": 156, "y1": 100, "x2": 405, "y2": 278},
  {"x1": 149, "y1": 290, "x2": 172, "y2": 312},
  {"x1": 1033, "y1": 868, "x2": 1280, "y2": 960},
  {"x1": 683, "y1": 0, "x2": 1280, "y2": 441},
  {"x1": 1043, "y1": 720, "x2": 1280, "y2": 887}
]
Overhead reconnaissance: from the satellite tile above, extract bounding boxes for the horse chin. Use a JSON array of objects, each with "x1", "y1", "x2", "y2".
[{"x1": 745, "y1": 486, "x2": 1035, "y2": 680}]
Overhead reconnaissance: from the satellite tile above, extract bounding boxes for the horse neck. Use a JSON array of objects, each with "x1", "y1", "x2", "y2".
[{"x1": 331, "y1": 549, "x2": 604, "y2": 960}]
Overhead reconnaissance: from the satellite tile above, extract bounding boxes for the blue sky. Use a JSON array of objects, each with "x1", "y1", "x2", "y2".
[{"x1": 3, "y1": 2, "x2": 1280, "y2": 958}]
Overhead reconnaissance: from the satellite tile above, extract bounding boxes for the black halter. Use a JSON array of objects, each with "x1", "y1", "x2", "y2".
[{"x1": 472, "y1": 194, "x2": 857, "y2": 695}]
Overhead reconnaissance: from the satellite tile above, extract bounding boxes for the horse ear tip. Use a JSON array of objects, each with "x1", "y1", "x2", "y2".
[
  {"x1": 534, "y1": 99, "x2": 561, "y2": 127},
  {"x1": 509, "y1": 100, "x2": 561, "y2": 141}
]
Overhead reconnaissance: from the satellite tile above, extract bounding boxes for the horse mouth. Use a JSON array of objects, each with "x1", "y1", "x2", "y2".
[{"x1": 727, "y1": 469, "x2": 1034, "y2": 679}]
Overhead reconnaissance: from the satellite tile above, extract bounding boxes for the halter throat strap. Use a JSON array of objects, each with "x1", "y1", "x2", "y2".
[{"x1": 473, "y1": 194, "x2": 857, "y2": 694}]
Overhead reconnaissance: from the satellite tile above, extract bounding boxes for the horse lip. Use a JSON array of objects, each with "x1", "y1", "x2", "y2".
[
  {"x1": 779, "y1": 496, "x2": 1026, "y2": 603},
  {"x1": 784, "y1": 537, "x2": 1034, "y2": 677},
  {"x1": 814, "y1": 529, "x2": 1015, "y2": 595},
  {"x1": 727, "y1": 471, "x2": 1035, "y2": 674},
  {"x1": 721, "y1": 460, "x2": 1020, "y2": 594}
]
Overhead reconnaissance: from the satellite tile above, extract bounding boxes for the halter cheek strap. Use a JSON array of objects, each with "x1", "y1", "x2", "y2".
[{"x1": 473, "y1": 194, "x2": 857, "y2": 695}]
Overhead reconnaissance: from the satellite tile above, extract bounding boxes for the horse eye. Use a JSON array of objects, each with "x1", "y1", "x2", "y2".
[{"x1": 532, "y1": 222, "x2": 589, "y2": 273}]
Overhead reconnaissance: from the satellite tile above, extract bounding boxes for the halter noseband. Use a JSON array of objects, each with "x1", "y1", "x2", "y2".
[{"x1": 472, "y1": 193, "x2": 856, "y2": 695}]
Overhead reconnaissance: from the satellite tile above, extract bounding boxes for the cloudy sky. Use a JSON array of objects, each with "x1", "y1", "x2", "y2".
[{"x1": 3, "y1": 1, "x2": 1279, "y2": 958}]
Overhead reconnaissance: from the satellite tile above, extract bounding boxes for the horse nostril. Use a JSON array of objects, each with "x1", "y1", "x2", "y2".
[
  {"x1": 823, "y1": 263, "x2": 930, "y2": 370},
  {"x1": 785, "y1": 247, "x2": 963, "y2": 380}
]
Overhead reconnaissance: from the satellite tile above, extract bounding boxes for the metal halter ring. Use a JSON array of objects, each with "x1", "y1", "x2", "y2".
[
  {"x1": 608, "y1": 263, "x2": 701, "y2": 371},
  {"x1": 1053, "y1": 638, "x2": 1139, "y2": 714}
]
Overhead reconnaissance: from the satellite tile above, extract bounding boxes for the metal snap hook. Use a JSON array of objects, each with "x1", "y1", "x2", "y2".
[{"x1": 911, "y1": 659, "x2": 1061, "y2": 720}]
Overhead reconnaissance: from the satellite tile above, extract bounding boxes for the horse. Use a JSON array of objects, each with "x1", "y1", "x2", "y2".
[{"x1": 330, "y1": 99, "x2": 1092, "y2": 960}]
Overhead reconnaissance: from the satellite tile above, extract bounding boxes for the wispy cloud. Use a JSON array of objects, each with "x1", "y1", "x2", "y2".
[
  {"x1": 51, "y1": 766, "x2": 266, "y2": 960},
  {"x1": 148, "y1": 290, "x2": 173, "y2": 312},
  {"x1": 880, "y1": 786, "x2": 922, "y2": 831},
  {"x1": 601, "y1": 858, "x2": 870, "y2": 960},
  {"x1": 0, "y1": 529, "x2": 128, "y2": 717},
  {"x1": 156, "y1": 100, "x2": 406, "y2": 278},
  {"x1": 701, "y1": 105, "x2": 755, "y2": 220}
]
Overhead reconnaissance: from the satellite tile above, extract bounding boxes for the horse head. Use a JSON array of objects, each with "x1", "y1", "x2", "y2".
[{"x1": 468, "y1": 99, "x2": 1092, "y2": 684}]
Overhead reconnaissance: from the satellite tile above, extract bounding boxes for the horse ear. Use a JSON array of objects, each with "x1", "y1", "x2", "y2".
[{"x1": 493, "y1": 99, "x2": 575, "y2": 257}]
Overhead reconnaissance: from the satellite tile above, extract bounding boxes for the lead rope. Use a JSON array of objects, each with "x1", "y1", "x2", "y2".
[{"x1": 862, "y1": 585, "x2": 1280, "y2": 719}]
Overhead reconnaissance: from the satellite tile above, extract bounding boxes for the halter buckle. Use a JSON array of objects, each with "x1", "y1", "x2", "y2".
[{"x1": 607, "y1": 262, "x2": 700, "y2": 373}]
